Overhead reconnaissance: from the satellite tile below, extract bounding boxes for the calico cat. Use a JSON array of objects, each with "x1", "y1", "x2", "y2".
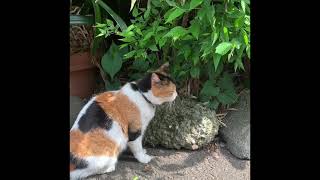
[{"x1": 70, "y1": 63, "x2": 177, "y2": 179}]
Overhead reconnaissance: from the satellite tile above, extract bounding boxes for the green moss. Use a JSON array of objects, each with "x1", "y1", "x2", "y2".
[{"x1": 143, "y1": 96, "x2": 220, "y2": 150}]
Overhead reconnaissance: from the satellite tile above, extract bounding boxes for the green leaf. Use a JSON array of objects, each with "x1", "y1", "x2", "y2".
[
  {"x1": 164, "y1": 26, "x2": 188, "y2": 41},
  {"x1": 177, "y1": 70, "x2": 187, "y2": 78},
  {"x1": 132, "y1": 7, "x2": 139, "y2": 17},
  {"x1": 244, "y1": 16, "x2": 250, "y2": 26},
  {"x1": 119, "y1": 46, "x2": 128, "y2": 58},
  {"x1": 159, "y1": 38, "x2": 167, "y2": 48},
  {"x1": 133, "y1": 176, "x2": 139, "y2": 180},
  {"x1": 234, "y1": 45, "x2": 245, "y2": 71},
  {"x1": 242, "y1": 0, "x2": 250, "y2": 4},
  {"x1": 95, "y1": 23, "x2": 107, "y2": 28},
  {"x1": 190, "y1": 0, "x2": 204, "y2": 10},
  {"x1": 106, "y1": 79, "x2": 121, "y2": 91},
  {"x1": 165, "y1": 0, "x2": 177, "y2": 7},
  {"x1": 223, "y1": 26, "x2": 229, "y2": 41},
  {"x1": 164, "y1": 8, "x2": 176, "y2": 20},
  {"x1": 181, "y1": 35, "x2": 194, "y2": 40},
  {"x1": 119, "y1": 43, "x2": 129, "y2": 49},
  {"x1": 156, "y1": 26, "x2": 168, "y2": 32},
  {"x1": 227, "y1": 48, "x2": 235, "y2": 62},
  {"x1": 217, "y1": 92, "x2": 237, "y2": 105},
  {"x1": 95, "y1": 0, "x2": 127, "y2": 31},
  {"x1": 144, "y1": 0, "x2": 151, "y2": 19},
  {"x1": 192, "y1": 51, "x2": 200, "y2": 65},
  {"x1": 149, "y1": 44, "x2": 158, "y2": 51},
  {"x1": 231, "y1": 39, "x2": 242, "y2": 49},
  {"x1": 126, "y1": 24, "x2": 135, "y2": 32},
  {"x1": 136, "y1": 28, "x2": 143, "y2": 35},
  {"x1": 197, "y1": 6, "x2": 207, "y2": 20},
  {"x1": 211, "y1": 31, "x2": 219, "y2": 45},
  {"x1": 124, "y1": 50, "x2": 136, "y2": 59},
  {"x1": 215, "y1": 42, "x2": 233, "y2": 55},
  {"x1": 132, "y1": 59, "x2": 149, "y2": 71},
  {"x1": 143, "y1": 31, "x2": 154, "y2": 41},
  {"x1": 246, "y1": 45, "x2": 250, "y2": 59},
  {"x1": 152, "y1": 8, "x2": 159, "y2": 15},
  {"x1": 235, "y1": 57, "x2": 245, "y2": 71},
  {"x1": 207, "y1": 5, "x2": 215, "y2": 24},
  {"x1": 200, "y1": 81, "x2": 220, "y2": 97},
  {"x1": 241, "y1": 0, "x2": 246, "y2": 12},
  {"x1": 243, "y1": 33, "x2": 249, "y2": 46},
  {"x1": 234, "y1": 16, "x2": 245, "y2": 29},
  {"x1": 208, "y1": 99, "x2": 220, "y2": 110},
  {"x1": 189, "y1": 21, "x2": 200, "y2": 39},
  {"x1": 165, "y1": 7, "x2": 186, "y2": 24},
  {"x1": 190, "y1": 67, "x2": 200, "y2": 78},
  {"x1": 101, "y1": 42, "x2": 122, "y2": 80},
  {"x1": 120, "y1": 36, "x2": 135, "y2": 43},
  {"x1": 213, "y1": 53, "x2": 221, "y2": 71},
  {"x1": 218, "y1": 72, "x2": 234, "y2": 91}
]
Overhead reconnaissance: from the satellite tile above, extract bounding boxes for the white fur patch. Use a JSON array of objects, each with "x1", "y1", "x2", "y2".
[
  {"x1": 121, "y1": 83, "x2": 155, "y2": 133},
  {"x1": 70, "y1": 156, "x2": 117, "y2": 180},
  {"x1": 144, "y1": 90, "x2": 177, "y2": 105},
  {"x1": 105, "y1": 121, "x2": 127, "y2": 152},
  {"x1": 70, "y1": 97, "x2": 96, "y2": 131}
]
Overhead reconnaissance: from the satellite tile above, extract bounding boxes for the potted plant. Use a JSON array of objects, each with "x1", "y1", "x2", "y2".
[
  {"x1": 70, "y1": 0, "x2": 132, "y2": 97},
  {"x1": 70, "y1": 4, "x2": 96, "y2": 99}
]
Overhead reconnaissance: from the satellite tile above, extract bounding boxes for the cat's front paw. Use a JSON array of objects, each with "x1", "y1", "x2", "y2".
[{"x1": 135, "y1": 153, "x2": 153, "y2": 164}]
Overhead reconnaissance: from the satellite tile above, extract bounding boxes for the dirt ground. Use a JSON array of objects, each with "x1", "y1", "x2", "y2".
[{"x1": 86, "y1": 142, "x2": 250, "y2": 180}]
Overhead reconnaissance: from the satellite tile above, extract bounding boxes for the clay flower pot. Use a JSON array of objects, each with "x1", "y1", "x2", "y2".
[{"x1": 70, "y1": 52, "x2": 96, "y2": 99}]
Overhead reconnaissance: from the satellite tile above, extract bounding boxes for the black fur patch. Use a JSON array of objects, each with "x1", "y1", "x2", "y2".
[
  {"x1": 136, "y1": 73, "x2": 152, "y2": 92},
  {"x1": 70, "y1": 153, "x2": 88, "y2": 169},
  {"x1": 136, "y1": 73, "x2": 175, "y2": 92},
  {"x1": 78, "y1": 101, "x2": 113, "y2": 133},
  {"x1": 130, "y1": 83, "x2": 139, "y2": 91},
  {"x1": 155, "y1": 72, "x2": 176, "y2": 84},
  {"x1": 128, "y1": 130, "x2": 141, "y2": 141}
]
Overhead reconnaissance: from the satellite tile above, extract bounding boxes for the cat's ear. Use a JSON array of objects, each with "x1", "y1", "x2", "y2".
[
  {"x1": 158, "y1": 62, "x2": 169, "y2": 74},
  {"x1": 151, "y1": 73, "x2": 161, "y2": 84}
]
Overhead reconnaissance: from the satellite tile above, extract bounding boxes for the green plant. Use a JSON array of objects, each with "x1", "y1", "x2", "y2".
[
  {"x1": 71, "y1": 0, "x2": 250, "y2": 109},
  {"x1": 72, "y1": 0, "x2": 131, "y2": 90},
  {"x1": 70, "y1": 4, "x2": 95, "y2": 55},
  {"x1": 116, "y1": 0, "x2": 250, "y2": 110}
]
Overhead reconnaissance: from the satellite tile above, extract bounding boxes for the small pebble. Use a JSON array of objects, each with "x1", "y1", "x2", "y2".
[
  {"x1": 212, "y1": 152, "x2": 220, "y2": 159},
  {"x1": 219, "y1": 142, "x2": 226, "y2": 148},
  {"x1": 191, "y1": 144, "x2": 199, "y2": 150}
]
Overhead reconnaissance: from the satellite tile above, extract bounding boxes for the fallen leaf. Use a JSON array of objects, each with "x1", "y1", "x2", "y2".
[{"x1": 143, "y1": 165, "x2": 153, "y2": 172}]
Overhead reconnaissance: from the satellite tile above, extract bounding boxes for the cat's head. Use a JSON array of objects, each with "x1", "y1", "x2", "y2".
[{"x1": 137, "y1": 62, "x2": 177, "y2": 105}]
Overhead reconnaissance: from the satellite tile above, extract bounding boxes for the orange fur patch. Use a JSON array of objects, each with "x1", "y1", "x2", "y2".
[
  {"x1": 70, "y1": 129, "x2": 119, "y2": 157},
  {"x1": 95, "y1": 92, "x2": 141, "y2": 136},
  {"x1": 151, "y1": 80, "x2": 176, "y2": 98},
  {"x1": 70, "y1": 163, "x2": 76, "y2": 171}
]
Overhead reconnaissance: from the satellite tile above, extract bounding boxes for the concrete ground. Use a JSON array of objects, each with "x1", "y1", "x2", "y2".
[{"x1": 87, "y1": 142, "x2": 250, "y2": 180}]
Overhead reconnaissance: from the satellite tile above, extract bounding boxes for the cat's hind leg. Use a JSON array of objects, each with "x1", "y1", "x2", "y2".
[{"x1": 99, "y1": 158, "x2": 117, "y2": 174}]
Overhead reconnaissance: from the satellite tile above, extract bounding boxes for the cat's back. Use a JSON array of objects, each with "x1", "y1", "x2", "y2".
[
  {"x1": 70, "y1": 87, "x2": 143, "y2": 154},
  {"x1": 70, "y1": 90, "x2": 129, "y2": 178}
]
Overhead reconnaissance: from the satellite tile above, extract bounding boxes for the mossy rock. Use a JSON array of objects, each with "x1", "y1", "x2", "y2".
[{"x1": 143, "y1": 97, "x2": 220, "y2": 150}]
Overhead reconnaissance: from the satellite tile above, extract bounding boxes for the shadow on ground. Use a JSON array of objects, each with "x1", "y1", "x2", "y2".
[
  {"x1": 87, "y1": 146, "x2": 250, "y2": 180},
  {"x1": 219, "y1": 147, "x2": 248, "y2": 170}
]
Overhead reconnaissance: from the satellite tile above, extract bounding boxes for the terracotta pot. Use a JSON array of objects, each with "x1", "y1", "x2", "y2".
[{"x1": 70, "y1": 52, "x2": 96, "y2": 99}]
